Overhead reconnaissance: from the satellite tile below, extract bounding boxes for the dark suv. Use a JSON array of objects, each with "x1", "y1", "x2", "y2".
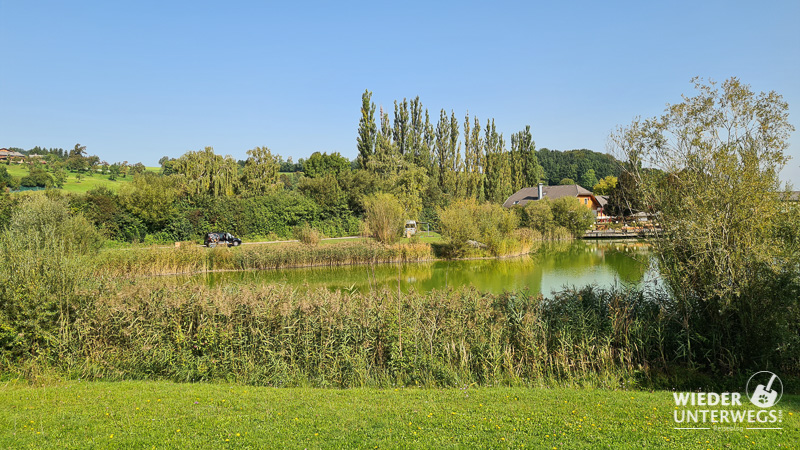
[{"x1": 204, "y1": 232, "x2": 242, "y2": 248}]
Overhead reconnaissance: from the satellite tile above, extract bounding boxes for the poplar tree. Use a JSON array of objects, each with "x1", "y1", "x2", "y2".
[
  {"x1": 463, "y1": 113, "x2": 484, "y2": 200},
  {"x1": 393, "y1": 99, "x2": 410, "y2": 157},
  {"x1": 515, "y1": 125, "x2": 544, "y2": 187},
  {"x1": 356, "y1": 90, "x2": 377, "y2": 169},
  {"x1": 434, "y1": 109, "x2": 451, "y2": 194},
  {"x1": 450, "y1": 111, "x2": 464, "y2": 198}
]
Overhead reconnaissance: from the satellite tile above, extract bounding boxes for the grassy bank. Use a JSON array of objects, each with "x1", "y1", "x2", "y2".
[{"x1": 2, "y1": 381, "x2": 797, "y2": 448}]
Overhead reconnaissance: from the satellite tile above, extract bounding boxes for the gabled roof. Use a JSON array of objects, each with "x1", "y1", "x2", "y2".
[{"x1": 502, "y1": 184, "x2": 594, "y2": 208}]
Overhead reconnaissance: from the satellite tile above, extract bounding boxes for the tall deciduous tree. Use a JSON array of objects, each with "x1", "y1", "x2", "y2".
[
  {"x1": 610, "y1": 77, "x2": 798, "y2": 371},
  {"x1": 393, "y1": 99, "x2": 410, "y2": 157},
  {"x1": 241, "y1": 146, "x2": 280, "y2": 196},
  {"x1": 172, "y1": 147, "x2": 239, "y2": 198},
  {"x1": 356, "y1": 90, "x2": 377, "y2": 169}
]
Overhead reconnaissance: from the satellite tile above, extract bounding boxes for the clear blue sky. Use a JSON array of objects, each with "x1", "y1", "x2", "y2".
[{"x1": 3, "y1": 0, "x2": 799, "y2": 184}]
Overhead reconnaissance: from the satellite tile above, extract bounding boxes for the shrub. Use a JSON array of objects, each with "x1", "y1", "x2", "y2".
[
  {"x1": 524, "y1": 198, "x2": 554, "y2": 233},
  {"x1": 295, "y1": 223, "x2": 321, "y2": 246},
  {"x1": 0, "y1": 196, "x2": 102, "y2": 364},
  {"x1": 551, "y1": 197, "x2": 594, "y2": 237},
  {"x1": 438, "y1": 199, "x2": 520, "y2": 256},
  {"x1": 363, "y1": 192, "x2": 403, "y2": 244}
]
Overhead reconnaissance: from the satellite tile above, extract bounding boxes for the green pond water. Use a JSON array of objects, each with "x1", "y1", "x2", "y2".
[{"x1": 187, "y1": 240, "x2": 658, "y2": 295}]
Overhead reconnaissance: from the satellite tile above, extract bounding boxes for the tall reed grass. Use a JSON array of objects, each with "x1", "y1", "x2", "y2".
[
  {"x1": 94, "y1": 241, "x2": 436, "y2": 277},
  {"x1": 9, "y1": 278, "x2": 685, "y2": 389}
]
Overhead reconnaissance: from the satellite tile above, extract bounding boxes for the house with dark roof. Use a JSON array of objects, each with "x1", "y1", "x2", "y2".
[{"x1": 503, "y1": 183, "x2": 610, "y2": 221}]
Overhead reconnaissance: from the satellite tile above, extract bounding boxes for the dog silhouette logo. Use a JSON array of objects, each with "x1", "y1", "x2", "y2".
[{"x1": 746, "y1": 371, "x2": 783, "y2": 408}]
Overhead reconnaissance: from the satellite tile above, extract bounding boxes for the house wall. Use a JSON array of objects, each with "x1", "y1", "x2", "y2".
[
  {"x1": 578, "y1": 194, "x2": 611, "y2": 220},
  {"x1": 577, "y1": 195, "x2": 596, "y2": 209}
]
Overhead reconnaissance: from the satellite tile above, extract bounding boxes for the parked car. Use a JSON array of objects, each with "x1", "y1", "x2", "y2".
[{"x1": 204, "y1": 232, "x2": 242, "y2": 248}]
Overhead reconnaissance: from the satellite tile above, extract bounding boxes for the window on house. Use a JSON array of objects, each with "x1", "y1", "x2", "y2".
[{"x1": 584, "y1": 198, "x2": 588, "y2": 205}]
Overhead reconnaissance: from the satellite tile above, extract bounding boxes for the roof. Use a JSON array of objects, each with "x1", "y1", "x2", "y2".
[{"x1": 502, "y1": 184, "x2": 594, "y2": 208}]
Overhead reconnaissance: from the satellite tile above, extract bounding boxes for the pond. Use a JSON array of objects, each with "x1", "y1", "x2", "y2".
[{"x1": 187, "y1": 240, "x2": 659, "y2": 295}]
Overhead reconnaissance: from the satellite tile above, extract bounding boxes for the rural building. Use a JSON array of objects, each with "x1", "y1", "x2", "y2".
[
  {"x1": 0, "y1": 148, "x2": 25, "y2": 161},
  {"x1": 503, "y1": 183, "x2": 611, "y2": 221}
]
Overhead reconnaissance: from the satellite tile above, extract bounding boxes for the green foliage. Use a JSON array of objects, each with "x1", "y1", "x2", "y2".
[
  {"x1": 438, "y1": 199, "x2": 520, "y2": 256},
  {"x1": 558, "y1": 178, "x2": 575, "y2": 185},
  {"x1": 356, "y1": 89, "x2": 377, "y2": 169},
  {"x1": 0, "y1": 192, "x2": 16, "y2": 229},
  {"x1": 510, "y1": 125, "x2": 544, "y2": 191},
  {"x1": 297, "y1": 173, "x2": 347, "y2": 214},
  {"x1": 241, "y1": 146, "x2": 280, "y2": 196},
  {"x1": 294, "y1": 223, "x2": 322, "y2": 246},
  {"x1": 118, "y1": 173, "x2": 179, "y2": 230},
  {"x1": 171, "y1": 147, "x2": 239, "y2": 198},
  {"x1": 0, "y1": 195, "x2": 102, "y2": 364},
  {"x1": 20, "y1": 166, "x2": 54, "y2": 188},
  {"x1": 302, "y1": 151, "x2": 351, "y2": 178},
  {"x1": 580, "y1": 168, "x2": 598, "y2": 190},
  {"x1": 537, "y1": 148, "x2": 621, "y2": 187},
  {"x1": 550, "y1": 197, "x2": 595, "y2": 237},
  {"x1": 592, "y1": 175, "x2": 617, "y2": 195},
  {"x1": 363, "y1": 192, "x2": 404, "y2": 244},
  {"x1": 610, "y1": 77, "x2": 800, "y2": 372},
  {"x1": 0, "y1": 166, "x2": 12, "y2": 189},
  {"x1": 524, "y1": 197, "x2": 555, "y2": 233}
]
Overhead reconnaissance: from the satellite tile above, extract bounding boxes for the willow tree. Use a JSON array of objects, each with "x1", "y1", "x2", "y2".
[
  {"x1": 241, "y1": 146, "x2": 280, "y2": 196},
  {"x1": 610, "y1": 77, "x2": 798, "y2": 371},
  {"x1": 172, "y1": 147, "x2": 239, "y2": 198}
]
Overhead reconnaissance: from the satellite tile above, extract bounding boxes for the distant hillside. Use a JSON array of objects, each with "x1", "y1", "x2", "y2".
[{"x1": 536, "y1": 148, "x2": 621, "y2": 187}]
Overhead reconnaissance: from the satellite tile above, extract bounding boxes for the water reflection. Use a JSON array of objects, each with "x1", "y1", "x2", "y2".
[{"x1": 186, "y1": 240, "x2": 656, "y2": 295}]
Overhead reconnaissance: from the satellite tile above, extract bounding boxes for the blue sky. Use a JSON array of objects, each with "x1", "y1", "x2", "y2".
[{"x1": 3, "y1": 0, "x2": 799, "y2": 184}]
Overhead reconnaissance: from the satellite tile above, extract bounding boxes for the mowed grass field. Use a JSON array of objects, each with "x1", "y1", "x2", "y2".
[
  {"x1": 5, "y1": 163, "x2": 159, "y2": 194},
  {"x1": 1, "y1": 381, "x2": 797, "y2": 449}
]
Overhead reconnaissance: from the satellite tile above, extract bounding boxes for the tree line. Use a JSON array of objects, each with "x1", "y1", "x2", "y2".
[{"x1": 2, "y1": 91, "x2": 626, "y2": 244}]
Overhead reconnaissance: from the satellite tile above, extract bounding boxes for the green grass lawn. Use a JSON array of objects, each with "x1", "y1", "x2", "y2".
[
  {"x1": 1, "y1": 381, "x2": 796, "y2": 448},
  {"x1": 398, "y1": 231, "x2": 443, "y2": 244},
  {"x1": 5, "y1": 164, "x2": 159, "y2": 194}
]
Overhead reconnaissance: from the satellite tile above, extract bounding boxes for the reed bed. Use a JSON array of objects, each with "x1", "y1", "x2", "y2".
[
  {"x1": 94, "y1": 241, "x2": 436, "y2": 277},
  {"x1": 14, "y1": 279, "x2": 676, "y2": 389}
]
